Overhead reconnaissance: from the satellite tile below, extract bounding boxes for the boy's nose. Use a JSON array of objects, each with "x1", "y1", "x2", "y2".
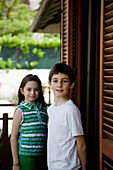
[{"x1": 58, "y1": 81, "x2": 62, "y2": 87}]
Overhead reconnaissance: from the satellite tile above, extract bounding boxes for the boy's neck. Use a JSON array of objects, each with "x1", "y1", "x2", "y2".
[{"x1": 54, "y1": 97, "x2": 70, "y2": 106}]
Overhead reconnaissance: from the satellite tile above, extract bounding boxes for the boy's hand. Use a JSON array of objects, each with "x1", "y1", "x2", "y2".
[{"x1": 76, "y1": 135, "x2": 87, "y2": 170}]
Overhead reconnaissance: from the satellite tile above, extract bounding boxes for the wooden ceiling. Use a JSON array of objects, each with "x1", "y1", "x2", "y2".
[{"x1": 30, "y1": 0, "x2": 61, "y2": 33}]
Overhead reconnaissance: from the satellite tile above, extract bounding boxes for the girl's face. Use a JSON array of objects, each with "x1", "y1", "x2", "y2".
[{"x1": 20, "y1": 81, "x2": 39, "y2": 105}]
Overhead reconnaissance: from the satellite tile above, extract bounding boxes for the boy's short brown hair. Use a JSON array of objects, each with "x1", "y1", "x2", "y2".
[{"x1": 49, "y1": 62, "x2": 76, "y2": 85}]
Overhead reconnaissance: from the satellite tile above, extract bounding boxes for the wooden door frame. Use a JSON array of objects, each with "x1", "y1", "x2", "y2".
[
  {"x1": 99, "y1": 0, "x2": 104, "y2": 169},
  {"x1": 68, "y1": 0, "x2": 82, "y2": 109}
]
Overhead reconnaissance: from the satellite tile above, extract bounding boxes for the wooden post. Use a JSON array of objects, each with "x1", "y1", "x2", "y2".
[
  {"x1": 1, "y1": 113, "x2": 8, "y2": 170},
  {"x1": 48, "y1": 87, "x2": 51, "y2": 105}
]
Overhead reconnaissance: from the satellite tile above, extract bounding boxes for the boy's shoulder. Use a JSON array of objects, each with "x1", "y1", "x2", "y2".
[
  {"x1": 48, "y1": 100, "x2": 79, "y2": 112},
  {"x1": 47, "y1": 103, "x2": 54, "y2": 110},
  {"x1": 66, "y1": 99, "x2": 79, "y2": 111}
]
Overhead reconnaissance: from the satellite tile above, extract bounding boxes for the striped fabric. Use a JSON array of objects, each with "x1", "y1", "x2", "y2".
[{"x1": 17, "y1": 101, "x2": 48, "y2": 156}]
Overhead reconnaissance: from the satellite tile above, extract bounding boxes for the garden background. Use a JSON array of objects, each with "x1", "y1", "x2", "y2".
[{"x1": 0, "y1": 0, "x2": 60, "y2": 169}]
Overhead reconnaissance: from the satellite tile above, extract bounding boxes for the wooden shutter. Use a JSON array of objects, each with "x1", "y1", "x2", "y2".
[
  {"x1": 61, "y1": 0, "x2": 75, "y2": 66},
  {"x1": 61, "y1": 0, "x2": 81, "y2": 108},
  {"x1": 100, "y1": 0, "x2": 113, "y2": 169},
  {"x1": 61, "y1": 0, "x2": 69, "y2": 64}
]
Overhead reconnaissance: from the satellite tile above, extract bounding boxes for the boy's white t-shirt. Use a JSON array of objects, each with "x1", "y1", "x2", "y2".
[{"x1": 47, "y1": 99, "x2": 84, "y2": 170}]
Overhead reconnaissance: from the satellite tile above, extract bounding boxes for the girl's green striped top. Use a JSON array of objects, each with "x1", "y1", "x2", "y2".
[{"x1": 16, "y1": 101, "x2": 48, "y2": 156}]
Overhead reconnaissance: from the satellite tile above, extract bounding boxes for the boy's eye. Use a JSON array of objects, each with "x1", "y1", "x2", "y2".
[
  {"x1": 62, "y1": 80, "x2": 68, "y2": 83},
  {"x1": 52, "y1": 79, "x2": 68, "y2": 84}
]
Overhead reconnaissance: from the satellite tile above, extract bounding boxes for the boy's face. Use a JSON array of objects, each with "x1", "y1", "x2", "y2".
[{"x1": 48, "y1": 73, "x2": 74, "y2": 100}]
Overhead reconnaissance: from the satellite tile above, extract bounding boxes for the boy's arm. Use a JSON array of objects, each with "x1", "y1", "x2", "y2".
[
  {"x1": 76, "y1": 135, "x2": 87, "y2": 170},
  {"x1": 10, "y1": 109, "x2": 22, "y2": 169}
]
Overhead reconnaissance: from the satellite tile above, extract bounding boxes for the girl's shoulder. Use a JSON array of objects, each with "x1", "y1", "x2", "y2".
[
  {"x1": 16, "y1": 101, "x2": 29, "y2": 109},
  {"x1": 35, "y1": 102, "x2": 47, "y2": 113},
  {"x1": 16, "y1": 104, "x2": 25, "y2": 112}
]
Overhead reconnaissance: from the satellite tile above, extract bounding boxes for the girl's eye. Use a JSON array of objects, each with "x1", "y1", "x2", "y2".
[
  {"x1": 52, "y1": 80, "x2": 58, "y2": 83},
  {"x1": 35, "y1": 89, "x2": 39, "y2": 91},
  {"x1": 27, "y1": 88, "x2": 31, "y2": 91}
]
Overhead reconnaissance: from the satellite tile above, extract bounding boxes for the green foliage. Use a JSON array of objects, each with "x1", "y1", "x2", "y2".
[
  {"x1": 0, "y1": 46, "x2": 2, "y2": 52},
  {"x1": 32, "y1": 48, "x2": 45, "y2": 58},
  {"x1": 30, "y1": 61, "x2": 38, "y2": 67},
  {"x1": 38, "y1": 49, "x2": 45, "y2": 58},
  {"x1": 0, "y1": 34, "x2": 60, "y2": 69},
  {"x1": 0, "y1": 57, "x2": 7, "y2": 68},
  {"x1": 0, "y1": 0, "x2": 37, "y2": 36},
  {"x1": 25, "y1": 61, "x2": 29, "y2": 68},
  {"x1": 0, "y1": 57, "x2": 13, "y2": 69},
  {"x1": 16, "y1": 63, "x2": 22, "y2": 69},
  {"x1": 0, "y1": 34, "x2": 60, "y2": 49},
  {"x1": 0, "y1": 0, "x2": 60, "y2": 69},
  {"x1": 7, "y1": 58, "x2": 13, "y2": 68},
  {"x1": 0, "y1": 19, "x2": 29, "y2": 36}
]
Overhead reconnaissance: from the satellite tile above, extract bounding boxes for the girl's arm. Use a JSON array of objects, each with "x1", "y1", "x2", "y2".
[
  {"x1": 76, "y1": 135, "x2": 87, "y2": 170},
  {"x1": 10, "y1": 108, "x2": 22, "y2": 169}
]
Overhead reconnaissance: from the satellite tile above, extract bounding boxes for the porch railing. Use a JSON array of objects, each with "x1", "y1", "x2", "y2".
[
  {"x1": 0, "y1": 86, "x2": 51, "y2": 169},
  {"x1": 0, "y1": 113, "x2": 12, "y2": 170}
]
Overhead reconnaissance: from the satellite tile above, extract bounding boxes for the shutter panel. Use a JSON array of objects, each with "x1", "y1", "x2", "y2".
[
  {"x1": 61, "y1": 0, "x2": 68, "y2": 64},
  {"x1": 61, "y1": 0, "x2": 81, "y2": 108},
  {"x1": 100, "y1": 0, "x2": 113, "y2": 169}
]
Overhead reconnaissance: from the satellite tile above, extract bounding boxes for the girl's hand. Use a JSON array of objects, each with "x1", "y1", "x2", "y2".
[{"x1": 12, "y1": 165, "x2": 20, "y2": 170}]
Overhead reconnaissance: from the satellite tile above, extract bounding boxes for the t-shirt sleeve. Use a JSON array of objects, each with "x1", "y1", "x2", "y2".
[
  {"x1": 47, "y1": 106, "x2": 50, "y2": 117},
  {"x1": 68, "y1": 106, "x2": 84, "y2": 137}
]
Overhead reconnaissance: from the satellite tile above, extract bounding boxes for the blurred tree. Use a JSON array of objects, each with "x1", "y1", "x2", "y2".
[{"x1": 0, "y1": 0, "x2": 37, "y2": 36}]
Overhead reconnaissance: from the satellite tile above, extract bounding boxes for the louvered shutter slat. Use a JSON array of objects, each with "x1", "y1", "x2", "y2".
[
  {"x1": 104, "y1": 103, "x2": 113, "y2": 112},
  {"x1": 100, "y1": 0, "x2": 113, "y2": 168},
  {"x1": 104, "y1": 40, "x2": 113, "y2": 47},
  {"x1": 104, "y1": 54, "x2": 113, "y2": 61},
  {"x1": 104, "y1": 109, "x2": 113, "y2": 117},
  {"x1": 105, "y1": 25, "x2": 113, "y2": 33},
  {"x1": 104, "y1": 83, "x2": 113, "y2": 89},
  {"x1": 103, "y1": 116, "x2": 113, "y2": 124},
  {"x1": 63, "y1": 33, "x2": 67, "y2": 37},
  {"x1": 104, "y1": 47, "x2": 113, "y2": 53},
  {"x1": 103, "y1": 130, "x2": 113, "y2": 140},
  {"x1": 104, "y1": 61, "x2": 113, "y2": 68},
  {"x1": 103, "y1": 123, "x2": 113, "y2": 132},
  {"x1": 105, "y1": 32, "x2": 113, "y2": 40},
  {"x1": 104, "y1": 76, "x2": 113, "y2": 82},
  {"x1": 104, "y1": 69, "x2": 113, "y2": 74},
  {"x1": 105, "y1": 3, "x2": 113, "y2": 12},
  {"x1": 105, "y1": 0, "x2": 113, "y2": 4},
  {"x1": 61, "y1": 0, "x2": 68, "y2": 63},
  {"x1": 104, "y1": 97, "x2": 113, "y2": 104},
  {"x1": 103, "y1": 160, "x2": 113, "y2": 169},
  {"x1": 105, "y1": 10, "x2": 113, "y2": 19},
  {"x1": 63, "y1": 12, "x2": 67, "y2": 18},
  {"x1": 104, "y1": 89, "x2": 113, "y2": 94}
]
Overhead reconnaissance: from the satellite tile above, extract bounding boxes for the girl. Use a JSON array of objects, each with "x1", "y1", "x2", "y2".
[{"x1": 10, "y1": 74, "x2": 48, "y2": 170}]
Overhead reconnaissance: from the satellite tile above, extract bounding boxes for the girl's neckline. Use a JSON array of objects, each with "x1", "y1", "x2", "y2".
[{"x1": 21, "y1": 101, "x2": 39, "y2": 108}]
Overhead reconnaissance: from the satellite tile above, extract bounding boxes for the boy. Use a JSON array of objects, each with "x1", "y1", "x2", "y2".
[{"x1": 47, "y1": 62, "x2": 86, "y2": 170}]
